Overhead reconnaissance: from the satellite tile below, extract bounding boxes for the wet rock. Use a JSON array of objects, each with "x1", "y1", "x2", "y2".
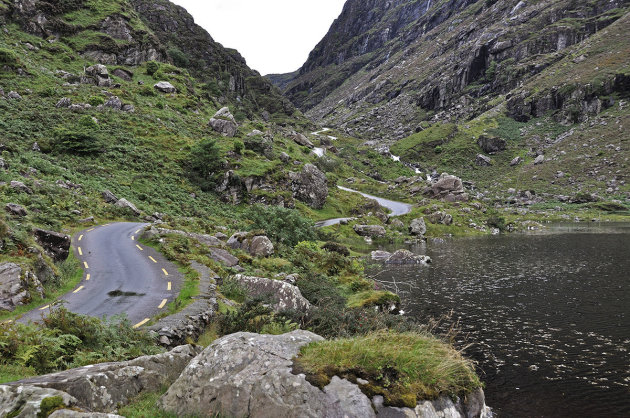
[
  {"x1": 477, "y1": 136, "x2": 506, "y2": 154},
  {"x1": 208, "y1": 107, "x2": 238, "y2": 137},
  {"x1": 115, "y1": 198, "x2": 140, "y2": 215},
  {"x1": 232, "y1": 275, "x2": 311, "y2": 313},
  {"x1": 5, "y1": 203, "x2": 27, "y2": 217},
  {"x1": 154, "y1": 81, "x2": 176, "y2": 93},
  {"x1": 0, "y1": 385, "x2": 78, "y2": 418},
  {"x1": 292, "y1": 132, "x2": 314, "y2": 148},
  {"x1": 33, "y1": 228, "x2": 71, "y2": 262},
  {"x1": 11, "y1": 345, "x2": 202, "y2": 413},
  {"x1": 409, "y1": 218, "x2": 427, "y2": 236},
  {"x1": 476, "y1": 154, "x2": 492, "y2": 166},
  {"x1": 353, "y1": 224, "x2": 386, "y2": 238},
  {"x1": 0, "y1": 263, "x2": 44, "y2": 312},
  {"x1": 289, "y1": 164, "x2": 328, "y2": 209},
  {"x1": 385, "y1": 249, "x2": 431, "y2": 265}
]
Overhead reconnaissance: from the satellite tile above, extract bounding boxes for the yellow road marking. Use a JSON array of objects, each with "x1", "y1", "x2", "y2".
[
  {"x1": 86, "y1": 274, "x2": 91, "y2": 281},
  {"x1": 148, "y1": 256, "x2": 157, "y2": 263},
  {"x1": 78, "y1": 247, "x2": 83, "y2": 256},
  {"x1": 158, "y1": 299, "x2": 167, "y2": 309},
  {"x1": 136, "y1": 245, "x2": 143, "y2": 251},
  {"x1": 88, "y1": 228, "x2": 95, "y2": 232},
  {"x1": 133, "y1": 318, "x2": 150, "y2": 329},
  {"x1": 78, "y1": 235, "x2": 83, "y2": 241},
  {"x1": 131, "y1": 236, "x2": 135, "y2": 241},
  {"x1": 167, "y1": 282, "x2": 172, "y2": 291},
  {"x1": 39, "y1": 305, "x2": 50, "y2": 311},
  {"x1": 135, "y1": 229, "x2": 140, "y2": 234},
  {"x1": 83, "y1": 261, "x2": 89, "y2": 269},
  {"x1": 162, "y1": 268, "x2": 168, "y2": 276},
  {"x1": 73, "y1": 286, "x2": 84, "y2": 294}
]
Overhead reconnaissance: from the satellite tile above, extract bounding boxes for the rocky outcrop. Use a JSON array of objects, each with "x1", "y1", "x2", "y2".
[
  {"x1": 5, "y1": 203, "x2": 27, "y2": 217},
  {"x1": 477, "y1": 136, "x2": 506, "y2": 154},
  {"x1": 428, "y1": 211, "x2": 454, "y2": 226},
  {"x1": 353, "y1": 224, "x2": 386, "y2": 238},
  {"x1": 0, "y1": 385, "x2": 78, "y2": 418},
  {"x1": 231, "y1": 274, "x2": 311, "y2": 313},
  {"x1": 11, "y1": 345, "x2": 202, "y2": 413},
  {"x1": 227, "y1": 232, "x2": 275, "y2": 257},
  {"x1": 208, "y1": 107, "x2": 238, "y2": 137},
  {"x1": 425, "y1": 174, "x2": 468, "y2": 202},
  {"x1": 33, "y1": 228, "x2": 71, "y2": 262},
  {"x1": 159, "y1": 331, "x2": 492, "y2": 418},
  {"x1": 289, "y1": 164, "x2": 328, "y2": 209},
  {"x1": 0, "y1": 263, "x2": 44, "y2": 312}
]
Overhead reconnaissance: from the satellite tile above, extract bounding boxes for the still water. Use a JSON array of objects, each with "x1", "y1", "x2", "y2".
[{"x1": 374, "y1": 223, "x2": 630, "y2": 417}]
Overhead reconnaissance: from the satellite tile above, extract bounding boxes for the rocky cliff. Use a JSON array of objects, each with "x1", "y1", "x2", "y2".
[{"x1": 276, "y1": 0, "x2": 630, "y2": 140}]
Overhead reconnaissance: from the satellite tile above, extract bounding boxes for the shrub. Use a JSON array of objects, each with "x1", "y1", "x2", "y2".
[
  {"x1": 88, "y1": 96, "x2": 105, "y2": 106},
  {"x1": 146, "y1": 61, "x2": 160, "y2": 76},
  {"x1": 138, "y1": 85, "x2": 156, "y2": 96},
  {"x1": 233, "y1": 140, "x2": 244, "y2": 155},
  {"x1": 245, "y1": 206, "x2": 315, "y2": 247},
  {"x1": 0, "y1": 48, "x2": 19, "y2": 66},
  {"x1": 52, "y1": 126, "x2": 103, "y2": 155},
  {"x1": 486, "y1": 214, "x2": 506, "y2": 231},
  {"x1": 187, "y1": 138, "x2": 222, "y2": 191},
  {"x1": 168, "y1": 47, "x2": 189, "y2": 68},
  {"x1": 221, "y1": 277, "x2": 247, "y2": 303}
]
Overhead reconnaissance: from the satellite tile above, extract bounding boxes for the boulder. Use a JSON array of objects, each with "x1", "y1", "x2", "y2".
[
  {"x1": 292, "y1": 133, "x2": 314, "y2": 148},
  {"x1": 115, "y1": 198, "x2": 140, "y2": 215},
  {"x1": 371, "y1": 250, "x2": 391, "y2": 261},
  {"x1": 33, "y1": 228, "x2": 71, "y2": 262},
  {"x1": 208, "y1": 247, "x2": 239, "y2": 267},
  {"x1": 409, "y1": 218, "x2": 427, "y2": 236},
  {"x1": 55, "y1": 97, "x2": 72, "y2": 108},
  {"x1": 477, "y1": 136, "x2": 506, "y2": 154},
  {"x1": 232, "y1": 275, "x2": 311, "y2": 313},
  {"x1": 0, "y1": 263, "x2": 44, "y2": 312},
  {"x1": 430, "y1": 174, "x2": 464, "y2": 196},
  {"x1": 353, "y1": 224, "x2": 386, "y2": 238},
  {"x1": 112, "y1": 68, "x2": 133, "y2": 81},
  {"x1": 510, "y1": 156, "x2": 523, "y2": 166},
  {"x1": 208, "y1": 107, "x2": 238, "y2": 137},
  {"x1": 534, "y1": 154, "x2": 545, "y2": 165},
  {"x1": 0, "y1": 157, "x2": 6, "y2": 170},
  {"x1": 0, "y1": 385, "x2": 78, "y2": 418},
  {"x1": 104, "y1": 96, "x2": 122, "y2": 110},
  {"x1": 389, "y1": 218, "x2": 404, "y2": 228},
  {"x1": 429, "y1": 211, "x2": 454, "y2": 226},
  {"x1": 289, "y1": 164, "x2": 328, "y2": 209},
  {"x1": 154, "y1": 81, "x2": 176, "y2": 93},
  {"x1": 5, "y1": 203, "x2": 27, "y2": 217},
  {"x1": 85, "y1": 64, "x2": 109, "y2": 78},
  {"x1": 476, "y1": 154, "x2": 492, "y2": 166},
  {"x1": 7, "y1": 91, "x2": 22, "y2": 100},
  {"x1": 244, "y1": 132, "x2": 273, "y2": 156},
  {"x1": 279, "y1": 152, "x2": 291, "y2": 163},
  {"x1": 10, "y1": 180, "x2": 32, "y2": 194},
  {"x1": 248, "y1": 235, "x2": 274, "y2": 257},
  {"x1": 385, "y1": 250, "x2": 431, "y2": 265},
  {"x1": 11, "y1": 345, "x2": 202, "y2": 413},
  {"x1": 102, "y1": 189, "x2": 119, "y2": 203}
]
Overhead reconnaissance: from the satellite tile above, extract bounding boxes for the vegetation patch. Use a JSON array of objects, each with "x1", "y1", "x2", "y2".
[{"x1": 293, "y1": 331, "x2": 482, "y2": 407}]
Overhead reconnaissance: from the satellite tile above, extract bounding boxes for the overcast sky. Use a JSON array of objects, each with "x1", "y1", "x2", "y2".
[{"x1": 169, "y1": 0, "x2": 347, "y2": 75}]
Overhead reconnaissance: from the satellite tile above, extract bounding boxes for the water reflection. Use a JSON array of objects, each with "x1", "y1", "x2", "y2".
[{"x1": 372, "y1": 224, "x2": 630, "y2": 417}]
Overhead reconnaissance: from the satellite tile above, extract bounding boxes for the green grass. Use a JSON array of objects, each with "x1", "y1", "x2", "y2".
[
  {"x1": 0, "y1": 363, "x2": 37, "y2": 384},
  {"x1": 294, "y1": 331, "x2": 482, "y2": 407},
  {"x1": 0, "y1": 252, "x2": 84, "y2": 322}
]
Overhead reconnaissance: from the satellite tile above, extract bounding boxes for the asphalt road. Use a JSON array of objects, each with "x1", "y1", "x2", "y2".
[{"x1": 19, "y1": 222, "x2": 181, "y2": 328}]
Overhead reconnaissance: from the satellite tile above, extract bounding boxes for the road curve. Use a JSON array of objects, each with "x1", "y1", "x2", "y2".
[
  {"x1": 316, "y1": 186, "x2": 414, "y2": 227},
  {"x1": 19, "y1": 222, "x2": 182, "y2": 327}
]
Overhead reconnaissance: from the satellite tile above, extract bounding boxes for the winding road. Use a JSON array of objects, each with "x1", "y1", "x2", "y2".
[
  {"x1": 316, "y1": 186, "x2": 413, "y2": 227},
  {"x1": 18, "y1": 222, "x2": 182, "y2": 328}
]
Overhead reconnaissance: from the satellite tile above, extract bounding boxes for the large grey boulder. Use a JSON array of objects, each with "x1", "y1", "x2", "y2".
[
  {"x1": 292, "y1": 133, "x2": 314, "y2": 148},
  {"x1": 385, "y1": 250, "x2": 431, "y2": 265},
  {"x1": 10, "y1": 180, "x2": 32, "y2": 194},
  {"x1": 429, "y1": 211, "x2": 454, "y2": 226},
  {"x1": 0, "y1": 263, "x2": 44, "y2": 312},
  {"x1": 154, "y1": 81, "x2": 176, "y2": 93},
  {"x1": 0, "y1": 385, "x2": 78, "y2": 418},
  {"x1": 33, "y1": 228, "x2": 71, "y2": 262},
  {"x1": 477, "y1": 136, "x2": 506, "y2": 154},
  {"x1": 101, "y1": 189, "x2": 118, "y2": 203},
  {"x1": 476, "y1": 154, "x2": 492, "y2": 166},
  {"x1": 11, "y1": 345, "x2": 202, "y2": 413},
  {"x1": 115, "y1": 198, "x2": 140, "y2": 215},
  {"x1": 430, "y1": 174, "x2": 464, "y2": 196},
  {"x1": 5, "y1": 203, "x2": 27, "y2": 217},
  {"x1": 289, "y1": 164, "x2": 328, "y2": 209},
  {"x1": 158, "y1": 331, "x2": 349, "y2": 418},
  {"x1": 409, "y1": 218, "x2": 427, "y2": 236},
  {"x1": 534, "y1": 154, "x2": 545, "y2": 165},
  {"x1": 208, "y1": 247, "x2": 239, "y2": 267},
  {"x1": 248, "y1": 235, "x2": 274, "y2": 257},
  {"x1": 209, "y1": 107, "x2": 238, "y2": 137},
  {"x1": 232, "y1": 274, "x2": 311, "y2": 313},
  {"x1": 353, "y1": 224, "x2": 386, "y2": 238}
]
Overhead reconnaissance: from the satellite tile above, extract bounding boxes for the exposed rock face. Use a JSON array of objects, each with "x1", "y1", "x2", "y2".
[
  {"x1": 232, "y1": 274, "x2": 311, "y2": 313},
  {"x1": 112, "y1": 68, "x2": 133, "y2": 81},
  {"x1": 0, "y1": 385, "x2": 78, "y2": 418},
  {"x1": 5, "y1": 203, "x2": 27, "y2": 217},
  {"x1": 353, "y1": 224, "x2": 386, "y2": 238},
  {"x1": 33, "y1": 228, "x2": 71, "y2": 262},
  {"x1": 208, "y1": 107, "x2": 238, "y2": 137},
  {"x1": 409, "y1": 218, "x2": 427, "y2": 236},
  {"x1": 11, "y1": 345, "x2": 202, "y2": 413},
  {"x1": 289, "y1": 164, "x2": 328, "y2": 209},
  {"x1": 0, "y1": 262, "x2": 44, "y2": 312},
  {"x1": 478, "y1": 136, "x2": 507, "y2": 154},
  {"x1": 154, "y1": 81, "x2": 176, "y2": 93},
  {"x1": 159, "y1": 331, "x2": 492, "y2": 418}
]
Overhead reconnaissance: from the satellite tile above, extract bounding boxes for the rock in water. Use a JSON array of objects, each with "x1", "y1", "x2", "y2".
[
  {"x1": 385, "y1": 250, "x2": 431, "y2": 265},
  {"x1": 208, "y1": 107, "x2": 238, "y2": 137},
  {"x1": 289, "y1": 164, "x2": 328, "y2": 209},
  {"x1": 153, "y1": 81, "x2": 176, "y2": 93},
  {"x1": 33, "y1": 228, "x2": 71, "y2": 262}
]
